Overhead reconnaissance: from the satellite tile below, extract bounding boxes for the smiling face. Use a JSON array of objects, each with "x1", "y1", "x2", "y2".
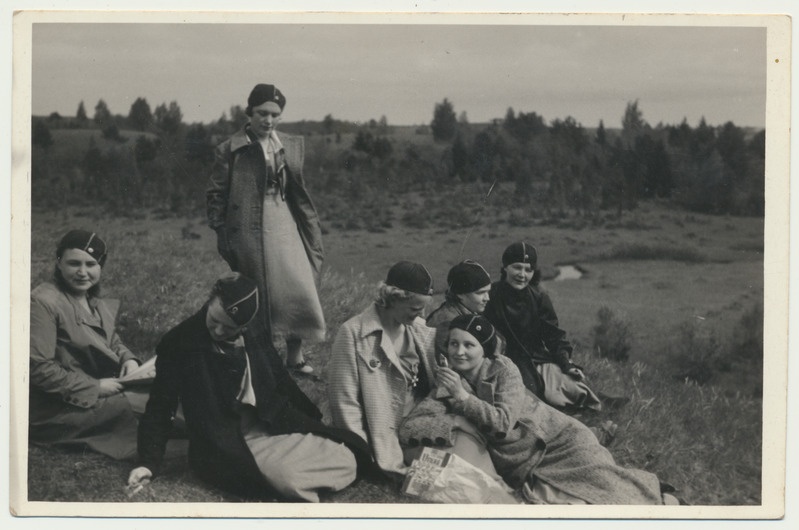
[
  {"x1": 205, "y1": 298, "x2": 245, "y2": 342},
  {"x1": 457, "y1": 285, "x2": 491, "y2": 314},
  {"x1": 248, "y1": 101, "x2": 282, "y2": 139},
  {"x1": 56, "y1": 248, "x2": 101, "y2": 296},
  {"x1": 503, "y1": 262, "x2": 534, "y2": 290},
  {"x1": 447, "y1": 328, "x2": 486, "y2": 380}
]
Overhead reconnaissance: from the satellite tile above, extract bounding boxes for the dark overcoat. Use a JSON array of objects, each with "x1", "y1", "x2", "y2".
[
  {"x1": 206, "y1": 127, "x2": 324, "y2": 341},
  {"x1": 137, "y1": 307, "x2": 371, "y2": 500},
  {"x1": 483, "y1": 281, "x2": 574, "y2": 397}
]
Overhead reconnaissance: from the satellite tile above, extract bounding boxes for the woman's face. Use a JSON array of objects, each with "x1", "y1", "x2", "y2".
[
  {"x1": 205, "y1": 298, "x2": 244, "y2": 342},
  {"x1": 57, "y1": 248, "x2": 101, "y2": 296},
  {"x1": 457, "y1": 285, "x2": 491, "y2": 314},
  {"x1": 386, "y1": 293, "x2": 431, "y2": 326},
  {"x1": 504, "y1": 262, "x2": 534, "y2": 290},
  {"x1": 447, "y1": 328, "x2": 485, "y2": 378},
  {"x1": 249, "y1": 102, "x2": 282, "y2": 139}
]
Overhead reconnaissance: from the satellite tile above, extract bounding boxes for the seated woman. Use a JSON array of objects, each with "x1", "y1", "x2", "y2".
[
  {"x1": 484, "y1": 241, "x2": 601, "y2": 412},
  {"x1": 29, "y1": 229, "x2": 146, "y2": 460},
  {"x1": 427, "y1": 314, "x2": 678, "y2": 504},
  {"x1": 426, "y1": 259, "x2": 503, "y2": 359},
  {"x1": 328, "y1": 260, "x2": 505, "y2": 487}
]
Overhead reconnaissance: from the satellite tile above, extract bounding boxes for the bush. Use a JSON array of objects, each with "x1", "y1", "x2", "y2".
[
  {"x1": 599, "y1": 243, "x2": 708, "y2": 263},
  {"x1": 729, "y1": 304, "x2": 764, "y2": 364},
  {"x1": 670, "y1": 321, "x2": 723, "y2": 385},
  {"x1": 591, "y1": 306, "x2": 632, "y2": 362}
]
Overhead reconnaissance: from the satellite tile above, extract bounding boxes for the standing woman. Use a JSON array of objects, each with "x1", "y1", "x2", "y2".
[
  {"x1": 484, "y1": 242, "x2": 601, "y2": 411},
  {"x1": 207, "y1": 83, "x2": 325, "y2": 373},
  {"x1": 29, "y1": 230, "x2": 144, "y2": 460}
]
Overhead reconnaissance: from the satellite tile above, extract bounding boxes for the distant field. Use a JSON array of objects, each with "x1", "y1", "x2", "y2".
[{"x1": 22, "y1": 200, "x2": 765, "y2": 506}]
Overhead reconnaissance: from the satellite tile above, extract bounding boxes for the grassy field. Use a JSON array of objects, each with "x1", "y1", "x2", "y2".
[{"x1": 23, "y1": 200, "x2": 764, "y2": 506}]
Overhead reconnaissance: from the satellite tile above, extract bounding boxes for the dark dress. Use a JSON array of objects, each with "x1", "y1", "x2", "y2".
[{"x1": 137, "y1": 306, "x2": 371, "y2": 500}]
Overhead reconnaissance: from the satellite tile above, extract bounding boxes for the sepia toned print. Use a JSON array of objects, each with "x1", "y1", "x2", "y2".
[{"x1": 9, "y1": 7, "x2": 790, "y2": 521}]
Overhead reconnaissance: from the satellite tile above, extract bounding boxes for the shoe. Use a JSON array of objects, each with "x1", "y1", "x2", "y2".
[{"x1": 288, "y1": 360, "x2": 314, "y2": 374}]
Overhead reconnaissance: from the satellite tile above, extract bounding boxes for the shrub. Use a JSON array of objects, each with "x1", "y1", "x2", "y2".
[
  {"x1": 599, "y1": 243, "x2": 708, "y2": 263},
  {"x1": 730, "y1": 303, "x2": 764, "y2": 364},
  {"x1": 591, "y1": 306, "x2": 632, "y2": 362},
  {"x1": 670, "y1": 321, "x2": 723, "y2": 385}
]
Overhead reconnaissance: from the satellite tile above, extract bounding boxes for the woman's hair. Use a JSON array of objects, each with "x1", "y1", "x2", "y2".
[
  {"x1": 53, "y1": 265, "x2": 101, "y2": 298},
  {"x1": 375, "y1": 282, "x2": 415, "y2": 308}
]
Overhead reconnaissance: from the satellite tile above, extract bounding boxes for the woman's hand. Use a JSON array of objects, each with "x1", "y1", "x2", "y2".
[
  {"x1": 127, "y1": 466, "x2": 152, "y2": 496},
  {"x1": 565, "y1": 366, "x2": 585, "y2": 380},
  {"x1": 436, "y1": 366, "x2": 469, "y2": 401},
  {"x1": 98, "y1": 378, "x2": 123, "y2": 397},
  {"x1": 119, "y1": 359, "x2": 139, "y2": 378}
]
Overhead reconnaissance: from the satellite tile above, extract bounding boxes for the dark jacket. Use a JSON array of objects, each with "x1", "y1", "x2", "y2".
[
  {"x1": 483, "y1": 281, "x2": 574, "y2": 397},
  {"x1": 206, "y1": 127, "x2": 324, "y2": 341},
  {"x1": 426, "y1": 298, "x2": 505, "y2": 360},
  {"x1": 137, "y1": 307, "x2": 371, "y2": 500}
]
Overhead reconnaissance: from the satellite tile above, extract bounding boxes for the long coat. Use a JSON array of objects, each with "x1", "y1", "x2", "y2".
[
  {"x1": 483, "y1": 281, "x2": 574, "y2": 397},
  {"x1": 206, "y1": 127, "x2": 324, "y2": 342},
  {"x1": 328, "y1": 304, "x2": 438, "y2": 478},
  {"x1": 448, "y1": 355, "x2": 663, "y2": 504},
  {"x1": 29, "y1": 282, "x2": 140, "y2": 459},
  {"x1": 137, "y1": 307, "x2": 371, "y2": 500}
]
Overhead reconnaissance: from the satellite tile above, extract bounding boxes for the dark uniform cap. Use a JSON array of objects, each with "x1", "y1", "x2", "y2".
[
  {"x1": 213, "y1": 273, "x2": 260, "y2": 326},
  {"x1": 448, "y1": 314, "x2": 497, "y2": 357},
  {"x1": 447, "y1": 260, "x2": 491, "y2": 295},
  {"x1": 502, "y1": 241, "x2": 537, "y2": 268},
  {"x1": 248, "y1": 83, "x2": 286, "y2": 111},
  {"x1": 386, "y1": 261, "x2": 434, "y2": 296},
  {"x1": 56, "y1": 230, "x2": 108, "y2": 266}
]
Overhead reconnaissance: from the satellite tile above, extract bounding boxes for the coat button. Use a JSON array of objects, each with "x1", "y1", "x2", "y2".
[
  {"x1": 421, "y1": 437, "x2": 433, "y2": 446},
  {"x1": 369, "y1": 359, "x2": 381, "y2": 368},
  {"x1": 435, "y1": 437, "x2": 447, "y2": 446}
]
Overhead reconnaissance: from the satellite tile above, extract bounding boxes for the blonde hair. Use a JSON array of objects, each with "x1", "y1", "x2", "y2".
[{"x1": 374, "y1": 282, "x2": 415, "y2": 308}]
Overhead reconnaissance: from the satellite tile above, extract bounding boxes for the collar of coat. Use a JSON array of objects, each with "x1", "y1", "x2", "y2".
[
  {"x1": 229, "y1": 126, "x2": 287, "y2": 160},
  {"x1": 358, "y1": 303, "x2": 430, "y2": 375}
]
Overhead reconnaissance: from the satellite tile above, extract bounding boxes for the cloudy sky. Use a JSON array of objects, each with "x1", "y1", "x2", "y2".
[{"x1": 30, "y1": 16, "x2": 768, "y2": 129}]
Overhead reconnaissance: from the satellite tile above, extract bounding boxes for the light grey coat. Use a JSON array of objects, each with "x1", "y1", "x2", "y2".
[{"x1": 328, "y1": 303, "x2": 438, "y2": 477}]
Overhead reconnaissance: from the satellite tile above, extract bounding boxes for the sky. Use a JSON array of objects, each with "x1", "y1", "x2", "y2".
[{"x1": 30, "y1": 18, "x2": 768, "y2": 129}]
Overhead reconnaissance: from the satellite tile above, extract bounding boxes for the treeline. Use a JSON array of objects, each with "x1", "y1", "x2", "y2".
[{"x1": 30, "y1": 96, "x2": 764, "y2": 220}]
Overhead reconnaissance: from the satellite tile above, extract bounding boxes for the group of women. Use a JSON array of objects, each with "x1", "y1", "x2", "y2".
[{"x1": 28, "y1": 82, "x2": 678, "y2": 505}]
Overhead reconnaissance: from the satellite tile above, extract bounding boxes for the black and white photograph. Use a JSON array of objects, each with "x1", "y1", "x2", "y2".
[{"x1": 5, "y1": 1, "x2": 794, "y2": 526}]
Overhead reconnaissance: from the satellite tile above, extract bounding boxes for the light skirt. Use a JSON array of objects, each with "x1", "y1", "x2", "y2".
[{"x1": 262, "y1": 192, "x2": 326, "y2": 342}]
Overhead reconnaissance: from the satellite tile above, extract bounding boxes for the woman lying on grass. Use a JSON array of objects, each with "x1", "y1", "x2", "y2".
[
  {"x1": 405, "y1": 314, "x2": 679, "y2": 505},
  {"x1": 29, "y1": 229, "x2": 147, "y2": 460}
]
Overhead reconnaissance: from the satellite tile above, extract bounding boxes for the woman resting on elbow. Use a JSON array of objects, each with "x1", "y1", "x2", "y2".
[
  {"x1": 29, "y1": 229, "x2": 147, "y2": 460},
  {"x1": 434, "y1": 314, "x2": 679, "y2": 505}
]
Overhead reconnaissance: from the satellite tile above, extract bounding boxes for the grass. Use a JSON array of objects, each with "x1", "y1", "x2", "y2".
[{"x1": 21, "y1": 201, "x2": 765, "y2": 506}]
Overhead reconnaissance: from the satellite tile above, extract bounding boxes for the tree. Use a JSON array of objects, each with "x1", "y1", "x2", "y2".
[
  {"x1": 431, "y1": 98, "x2": 457, "y2": 142},
  {"x1": 154, "y1": 101, "x2": 183, "y2": 136},
  {"x1": 322, "y1": 114, "x2": 336, "y2": 135},
  {"x1": 451, "y1": 132, "x2": 469, "y2": 180},
  {"x1": 128, "y1": 97, "x2": 153, "y2": 131},
  {"x1": 76, "y1": 101, "x2": 88, "y2": 122},
  {"x1": 94, "y1": 99, "x2": 112, "y2": 127},
  {"x1": 32, "y1": 119, "x2": 53, "y2": 149},
  {"x1": 596, "y1": 120, "x2": 607, "y2": 146},
  {"x1": 621, "y1": 100, "x2": 646, "y2": 149}
]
